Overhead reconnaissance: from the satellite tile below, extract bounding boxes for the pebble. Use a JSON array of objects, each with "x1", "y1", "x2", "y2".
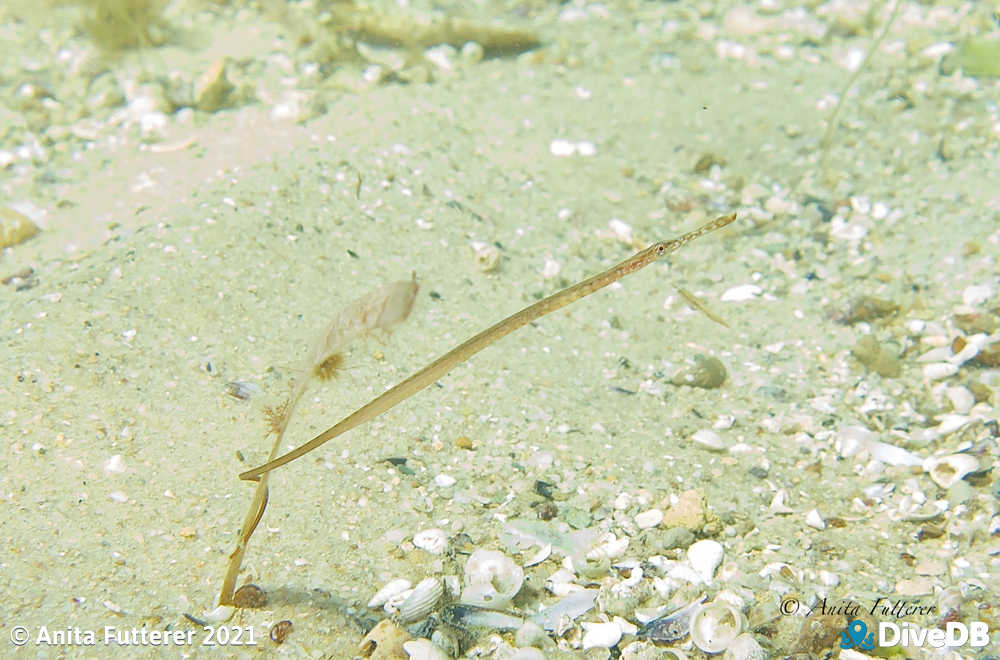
[
  {"x1": 691, "y1": 428, "x2": 726, "y2": 451},
  {"x1": 0, "y1": 206, "x2": 40, "y2": 247}
]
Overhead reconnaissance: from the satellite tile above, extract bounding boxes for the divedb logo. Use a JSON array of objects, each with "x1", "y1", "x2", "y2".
[{"x1": 841, "y1": 619, "x2": 991, "y2": 651}]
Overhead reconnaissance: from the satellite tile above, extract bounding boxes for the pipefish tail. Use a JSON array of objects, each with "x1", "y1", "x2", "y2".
[{"x1": 239, "y1": 212, "x2": 737, "y2": 481}]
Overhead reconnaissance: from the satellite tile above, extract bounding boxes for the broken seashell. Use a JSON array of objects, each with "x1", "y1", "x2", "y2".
[
  {"x1": 923, "y1": 453, "x2": 978, "y2": 489},
  {"x1": 412, "y1": 528, "x2": 448, "y2": 555},
  {"x1": 461, "y1": 549, "x2": 524, "y2": 608},
  {"x1": 402, "y1": 638, "x2": 450, "y2": 660},
  {"x1": 723, "y1": 632, "x2": 766, "y2": 660},
  {"x1": 581, "y1": 621, "x2": 623, "y2": 649},
  {"x1": 690, "y1": 599, "x2": 747, "y2": 654},
  {"x1": 369, "y1": 578, "x2": 412, "y2": 609},
  {"x1": 688, "y1": 539, "x2": 724, "y2": 584}
]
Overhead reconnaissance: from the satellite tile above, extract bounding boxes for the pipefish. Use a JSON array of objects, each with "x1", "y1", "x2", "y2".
[{"x1": 240, "y1": 212, "x2": 736, "y2": 481}]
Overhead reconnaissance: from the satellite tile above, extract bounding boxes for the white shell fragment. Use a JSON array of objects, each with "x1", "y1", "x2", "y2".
[
  {"x1": 581, "y1": 621, "x2": 622, "y2": 649},
  {"x1": 720, "y1": 284, "x2": 762, "y2": 302},
  {"x1": 403, "y1": 638, "x2": 451, "y2": 660},
  {"x1": 687, "y1": 540, "x2": 724, "y2": 584},
  {"x1": 804, "y1": 509, "x2": 826, "y2": 530},
  {"x1": 922, "y1": 362, "x2": 958, "y2": 381},
  {"x1": 923, "y1": 454, "x2": 978, "y2": 489},
  {"x1": 461, "y1": 549, "x2": 524, "y2": 608},
  {"x1": 690, "y1": 599, "x2": 747, "y2": 653},
  {"x1": 691, "y1": 428, "x2": 726, "y2": 452},
  {"x1": 104, "y1": 454, "x2": 126, "y2": 475},
  {"x1": 398, "y1": 577, "x2": 444, "y2": 624},
  {"x1": 413, "y1": 528, "x2": 448, "y2": 555},
  {"x1": 200, "y1": 604, "x2": 235, "y2": 623},
  {"x1": 723, "y1": 633, "x2": 766, "y2": 660},
  {"x1": 635, "y1": 508, "x2": 664, "y2": 530}
]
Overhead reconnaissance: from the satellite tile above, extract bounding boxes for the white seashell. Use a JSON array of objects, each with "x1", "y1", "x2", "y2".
[
  {"x1": 541, "y1": 257, "x2": 561, "y2": 279},
  {"x1": 818, "y1": 570, "x2": 840, "y2": 587},
  {"x1": 935, "y1": 413, "x2": 971, "y2": 435},
  {"x1": 509, "y1": 649, "x2": 546, "y2": 660},
  {"x1": 804, "y1": 509, "x2": 826, "y2": 530},
  {"x1": 200, "y1": 604, "x2": 235, "y2": 623},
  {"x1": 687, "y1": 540, "x2": 724, "y2": 584},
  {"x1": 946, "y1": 386, "x2": 975, "y2": 414},
  {"x1": 523, "y1": 543, "x2": 552, "y2": 567},
  {"x1": 434, "y1": 473, "x2": 456, "y2": 488},
  {"x1": 721, "y1": 284, "x2": 761, "y2": 302},
  {"x1": 691, "y1": 429, "x2": 726, "y2": 451},
  {"x1": 462, "y1": 549, "x2": 524, "y2": 608},
  {"x1": 723, "y1": 633, "x2": 766, "y2": 660},
  {"x1": 923, "y1": 454, "x2": 978, "y2": 489},
  {"x1": 635, "y1": 508, "x2": 664, "y2": 529},
  {"x1": 867, "y1": 440, "x2": 923, "y2": 467},
  {"x1": 368, "y1": 578, "x2": 412, "y2": 608},
  {"x1": 581, "y1": 621, "x2": 622, "y2": 649},
  {"x1": 413, "y1": 528, "x2": 448, "y2": 554},
  {"x1": 587, "y1": 533, "x2": 629, "y2": 561},
  {"x1": 690, "y1": 600, "x2": 747, "y2": 654},
  {"x1": 949, "y1": 333, "x2": 989, "y2": 365},
  {"x1": 962, "y1": 284, "x2": 993, "y2": 307},
  {"x1": 769, "y1": 489, "x2": 794, "y2": 514},
  {"x1": 403, "y1": 638, "x2": 451, "y2": 660},
  {"x1": 398, "y1": 577, "x2": 444, "y2": 624},
  {"x1": 104, "y1": 454, "x2": 126, "y2": 475},
  {"x1": 923, "y1": 362, "x2": 958, "y2": 381},
  {"x1": 471, "y1": 242, "x2": 500, "y2": 272}
]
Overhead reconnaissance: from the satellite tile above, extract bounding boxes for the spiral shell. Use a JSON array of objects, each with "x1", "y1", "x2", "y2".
[{"x1": 398, "y1": 577, "x2": 444, "y2": 624}]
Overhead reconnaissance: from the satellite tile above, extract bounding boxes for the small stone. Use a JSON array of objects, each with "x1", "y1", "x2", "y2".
[
  {"x1": 671, "y1": 355, "x2": 727, "y2": 389},
  {"x1": 914, "y1": 561, "x2": 946, "y2": 576},
  {"x1": 661, "y1": 489, "x2": 710, "y2": 532},
  {"x1": 851, "y1": 335, "x2": 902, "y2": 378},
  {"x1": 895, "y1": 577, "x2": 933, "y2": 597},
  {"x1": 194, "y1": 58, "x2": 234, "y2": 112},
  {"x1": 691, "y1": 429, "x2": 726, "y2": 451},
  {"x1": 0, "y1": 206, "x2": 40, "y2": 248}
]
